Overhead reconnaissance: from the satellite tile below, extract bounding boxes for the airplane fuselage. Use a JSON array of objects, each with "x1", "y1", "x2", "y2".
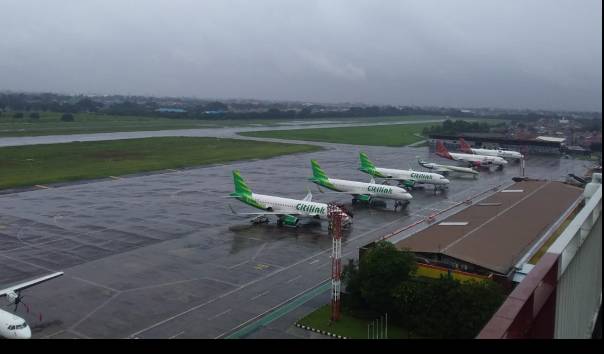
[
  {"x1": 419, "y1": 161, "x2": 479, "y2": 175},
  {"x1": 447, "y1": 152, "x2": 508, "y2": 167},
  {"x1": 248, "y1": 193, "x2": 329, "y2": 217},
  {"x1": 371, "y1": 167, "x2": 450, "y2": 186},
  {"x1": 318, "y1": 178, "x2": 413, "y2": 201},
  {"x1": 469, "y1": 148, "x2": 523, "y2": 160}
]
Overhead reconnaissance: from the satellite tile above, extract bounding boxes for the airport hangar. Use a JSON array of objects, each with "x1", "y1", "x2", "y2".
[{"x1": 360, "y1": 180, "x2": 584, "y2": 284}]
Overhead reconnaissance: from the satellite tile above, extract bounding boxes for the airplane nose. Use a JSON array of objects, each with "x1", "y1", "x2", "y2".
[
  {"x1": 18, "y1": 327, "x2": 31, "y2": 339},
  {"x1": 443, "y1": 179, "x2": 450, "y2": 184}
]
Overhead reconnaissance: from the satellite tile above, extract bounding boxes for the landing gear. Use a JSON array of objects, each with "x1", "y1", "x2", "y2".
[
  {"x1": 251, "y1": 216, "x2": 269, "y2": 225},
  {"x1": 394, "y1": 200, "x2": 410, "y2": 211},
  {"x1": 434, "y1": 186, "x2": 448, "y2": 195}
]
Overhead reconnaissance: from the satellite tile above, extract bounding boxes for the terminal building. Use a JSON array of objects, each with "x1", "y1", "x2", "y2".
[
  {"x1": 392, "y1": 180, "x2": 583, "y2": 281},
  {"x1": 358, "y1": 176, "x2": 601, "y2": 338},
  {"x1": 428, "y1": 133, "x2": 564, "y2": 155}
]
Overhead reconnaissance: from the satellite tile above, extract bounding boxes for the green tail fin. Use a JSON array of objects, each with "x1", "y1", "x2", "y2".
[
  {"x1": 359, "y1": 152, "x2": 376, "y2": 172},
  {"x1": 231, "y1": 170, "x2": 252, "y2": 197},
  {"x1": 310, "y1": 160, "x2": 329, "y2": 182}
]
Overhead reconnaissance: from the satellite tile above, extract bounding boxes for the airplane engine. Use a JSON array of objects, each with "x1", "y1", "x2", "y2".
[
  {"x1": 356, "y1": 195, "x2": 371, "y2": 203},
  {"x1": 402, "y1": 180, "x2": 415, "y2": 188},
  {"x1": 278, "y1": 215, "x2": 299, "y2": 227},
  {"x1": 6, "y1": 291, "x2": 19, "y2": 304}
]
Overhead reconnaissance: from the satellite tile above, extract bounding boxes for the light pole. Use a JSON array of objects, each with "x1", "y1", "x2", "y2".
[{"x1": 385, "y1": 313, "x2": 388, "y2": 339}]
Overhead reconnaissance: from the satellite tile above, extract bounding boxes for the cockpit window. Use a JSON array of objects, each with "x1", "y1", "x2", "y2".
[{"x1": 15, "y1": 322, "x2": 28, "y2": 330}]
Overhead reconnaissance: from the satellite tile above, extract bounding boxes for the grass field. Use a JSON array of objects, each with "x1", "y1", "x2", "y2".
[
  {"x1": 0, "y1": 112, "x2": 489, "y2": 138},
  {"x1": 0, "y1": 137, "x2": 321, "y2": 190},
  {"x1": 297, "y1": 305, "x2": 418, "y2": 339},
  {"x1": 0, "y1": 112, "x2": 297, "y2": 137},
  {"x1": 239, "y1": 122, "x2": 438, "y2": 147}
]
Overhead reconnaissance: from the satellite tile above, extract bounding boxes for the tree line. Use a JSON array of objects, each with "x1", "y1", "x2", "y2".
[
  {"x1": 342, "y1": 241, "x2": 505, "y2": 338},
  {"x1": 1, "y1": 111, "x2": 74, "y2": 121},
  {"x1": 422, "y1": 119, "x2": 498, "y2": 136}
]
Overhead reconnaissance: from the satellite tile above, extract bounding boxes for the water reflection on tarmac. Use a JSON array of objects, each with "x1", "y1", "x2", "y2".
[{"x1": 0, "y1": 126, "x2": 591, "y2": 338}]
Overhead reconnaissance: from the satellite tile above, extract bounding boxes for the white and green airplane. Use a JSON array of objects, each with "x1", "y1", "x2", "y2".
[
  {"x1": 309, "y1": 160, "x2": 412, "y2": 210},
  {"x1": 359, "y1": 152, "x2": 450, "y2": 191},
  {"x1": 228, "y1": 170, "x2": 352, "y2": 227},
  {"x1": 417, "y1": 158, "x2": 479, "y2": 178}
]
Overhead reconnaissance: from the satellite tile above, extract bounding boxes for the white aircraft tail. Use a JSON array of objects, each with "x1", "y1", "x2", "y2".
[{"x1": 302, "y1": 188, "x2": 313, "y2": 202}]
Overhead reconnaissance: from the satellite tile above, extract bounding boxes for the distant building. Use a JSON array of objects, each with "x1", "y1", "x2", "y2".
[
  {"x1": 204, "y1": 110, "x2": 225, "y2": 115},
  {"x1": 390, "y1": 180, "x2": 583, "y2": 279},
  {"x1": 536, "y1": 136, "x2": 566, "y2": 144},
  {"x1": 564, "y1": 145, "x2": 591, "y2": 156}
]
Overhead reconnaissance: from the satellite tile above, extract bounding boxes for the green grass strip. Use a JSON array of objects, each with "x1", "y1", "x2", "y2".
[
  {"x1": 225, "y1": 281, "x2": 331, "y2": 339},
  {"x1": 0, "y1": 137, "x2": 321, "y2": 190},
  {"x1": 240, "y1": 123, "x2": 439, "y2": 147},
  {"x1": 298, "y1": 304, "x2": 420, "y2": 339}
]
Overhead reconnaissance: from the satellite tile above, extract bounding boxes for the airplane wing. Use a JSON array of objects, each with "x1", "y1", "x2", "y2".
[
  {"x1": 0, "y1": 272, "x2": 64, "y2": 297},
  {"x1": 228, "y1": 207, "x2": 328, "y2": 221},
  {"x1": 231, "y1": 211, "x2": 286, "y2": 216},
  {"x1": 228, "y1": 204, "x2": 282, "y2": 216},
  {"x1": 430, "y1": 165, "x2": 453, "y2": 173}
]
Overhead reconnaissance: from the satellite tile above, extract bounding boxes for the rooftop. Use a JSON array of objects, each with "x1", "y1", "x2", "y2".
[
  {"x1": 395, "y1": 180, "x2": 583, "y2": 275},
  {"x1": 536, "y1": 136, "x2": 566, "y2": 143}
]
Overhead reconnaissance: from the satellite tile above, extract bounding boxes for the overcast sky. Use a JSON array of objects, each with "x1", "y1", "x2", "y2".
[{"x1": 1, "y1": 0, "x2": 601, "y2": 111}]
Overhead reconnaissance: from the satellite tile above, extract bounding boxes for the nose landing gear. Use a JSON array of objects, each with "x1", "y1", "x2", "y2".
[{"x1": 394, "y1": 200, "x2": 410, "y2": 211}]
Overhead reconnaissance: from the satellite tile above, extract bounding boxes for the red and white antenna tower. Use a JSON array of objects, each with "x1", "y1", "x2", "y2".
[{"x1": 328, "y1": 203, "x2": 343, "y2": 322}]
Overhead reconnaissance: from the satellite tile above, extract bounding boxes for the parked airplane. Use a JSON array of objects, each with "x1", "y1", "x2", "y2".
[
  {"x1": 309, "y1": 160, "x2": 412, "y2": 210},
  {"x1": 358, "y1": 152, "x2": 450, "y2": 191},
  {"x1": 1, "y1": 272, "x2": 64, "y2": 339},
  {"x1": 459, "y1": 138, "x2": 524, "y2": 160},
  {"x1": 435, "y1": 140, "x2": 508, "y2": 169},
  {"x1": 417, "y1": 159, "x2": 479, "y2": 177},
  {"x1": 228, "y1": 170, "x2": 352, "y2": 227}
]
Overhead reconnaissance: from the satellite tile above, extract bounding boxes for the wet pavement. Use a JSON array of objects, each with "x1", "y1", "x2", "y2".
[{"x1": 0, "y1": 129, "x2": 592, "y2": 339}]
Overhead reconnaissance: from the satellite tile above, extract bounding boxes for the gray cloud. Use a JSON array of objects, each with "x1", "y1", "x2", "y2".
[{"x1": 1, "y1": 0, "x2": 601, "y2": 111}]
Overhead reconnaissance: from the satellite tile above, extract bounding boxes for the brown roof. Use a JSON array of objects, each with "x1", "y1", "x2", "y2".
[{"x1": 395, "y1": 181, "x2": 583, "y2": 274}]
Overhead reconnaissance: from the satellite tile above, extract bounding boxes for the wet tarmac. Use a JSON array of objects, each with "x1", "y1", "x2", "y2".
[{"x1": 0, "y1": 131, "x2": 592, "y2": 339}]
